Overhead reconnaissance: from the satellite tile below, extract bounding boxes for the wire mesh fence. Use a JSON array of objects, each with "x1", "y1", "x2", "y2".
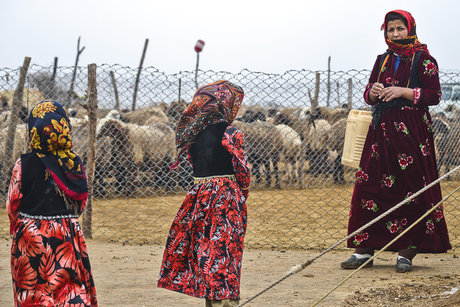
[{"x1": 0, "y1": 63, "x2": 459, "y2": 249}]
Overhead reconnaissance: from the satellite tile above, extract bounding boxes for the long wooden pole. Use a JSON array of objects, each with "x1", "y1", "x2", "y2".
[
  {"x1": 83, "y1": 63, "x2": 98, "y2": 238},
  {"x1": 195, "y1": 52, "x2": 200, "y2": 90},
  {"x1": 132, "y1": 38, "x2": 149, "y2": 111}
]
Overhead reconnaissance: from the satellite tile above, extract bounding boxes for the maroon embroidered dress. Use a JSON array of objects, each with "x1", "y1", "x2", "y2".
[
  {"x1": 346, "y1": 49, "x2": 451, "y2": 252},
  {"x1": 157, "y1": 125, "x2": 250, "y2": 299}
]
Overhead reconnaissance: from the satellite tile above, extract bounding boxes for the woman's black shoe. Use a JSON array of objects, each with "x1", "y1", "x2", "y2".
[{"x1": 340, "y1": 255, "x2": 373, "y2": 269}]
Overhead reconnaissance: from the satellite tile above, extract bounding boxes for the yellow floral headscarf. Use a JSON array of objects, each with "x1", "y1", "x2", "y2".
[{"x1": 28, "y1": 100, "x2": 87, "y2": 200}]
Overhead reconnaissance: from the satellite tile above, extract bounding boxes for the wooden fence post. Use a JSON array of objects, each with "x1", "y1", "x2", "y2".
[
  {"x1": 2, "y1": 56, "x2": 31, "y2": 194},
  {"x1": 347, "y1": 78, "x2": 353, "y2": 110},
  {"x1": 83, "y1": 63, "x2": 98, "y2": 238},
  {"x1": 110, "y1": 71, "x2": 120, "y2": 112},
  {"x1": 132, "y1": 38, "x2": 149, "y2": 111}
]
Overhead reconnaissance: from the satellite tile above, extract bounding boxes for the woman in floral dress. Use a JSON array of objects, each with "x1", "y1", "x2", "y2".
[
  {"x1": 7, "y1": 100, "x2": 97, "y2": 306},
  {"x1": 158, "y1": 80, "x2": 250, "y2": 307},
  {"x1": 341, "y1": 10, "x2": 451, "y2": 273}
]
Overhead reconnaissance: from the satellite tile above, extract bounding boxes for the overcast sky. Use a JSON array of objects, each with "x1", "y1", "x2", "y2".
[{"x1": 1, "y1": 0, "x2": 459, "y2": 74}]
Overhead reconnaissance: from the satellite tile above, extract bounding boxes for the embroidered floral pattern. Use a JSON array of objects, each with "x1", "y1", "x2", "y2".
[
  {"x1": 381, "y1": 174, "x2": 395, "y2": 188},
  {"x1": 353, "y1": 232, "x2": 369, "y2": 246},
  {"x1": 423, "y1": 59, "x2": 438, "y2": 77},
  {"x1": 356, "y1": 168, "x2": 369, "y2": 183},
  {"x1": 404, "y1": 191, "x2": 416, "y2": 205},
  {"x1": 420, "y1": 139, "x2": 431, "y2": 156},
  {"x1": 397, "y1": 153, "x2": 414, "y2": 170},
  {"x1": 423, "y1": 113, "x2": 433, "y2": 132},
  {"x1": 361, "y1": 199, "x2": 378, "y2": 212},
  {"x1": 413, "y1": 88, "x2": 421, "y2": 105},
  {"x1": 433, "y1": 209, "x2": 444, "y2": 222},
  {"x1": 380, "y1": 122, "x2": 389, "y2": 142},
  {"x1": 371, "y1": 142, "x2": 379, "y2": 159},
  {"x1": 426, "y1": 219, "x2": 435, "y2": 234},
  {"x1": 387, "y1": 218, "x2": 407, "y2": 234},
  {"x1": 394, "y1": 121, "x2": 409, "y2": 135}
]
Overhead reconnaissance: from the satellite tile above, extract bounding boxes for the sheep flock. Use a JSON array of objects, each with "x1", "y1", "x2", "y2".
[{"x1": 1, "y1": 97, "x2": 459, "y2": 197}]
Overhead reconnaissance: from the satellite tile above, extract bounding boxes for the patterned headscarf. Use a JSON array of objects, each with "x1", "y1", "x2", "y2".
[
  {"x1": 28, "y1": 100, "x2": 88, "y2": 201},
  {"x1": 175, "y1": 80, "x2": 244, "y2": 149},
  {"x1": 381, "y1": 10, "x2": 429, "y2": 57}
]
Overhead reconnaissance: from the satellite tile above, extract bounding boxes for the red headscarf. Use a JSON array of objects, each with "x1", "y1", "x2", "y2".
[
  {"x1": 170, "y1": 80, "x2": 244, "y2": 169},
  {"x1": 381, "y1": 10, "x2": 429, "y2": 57}
]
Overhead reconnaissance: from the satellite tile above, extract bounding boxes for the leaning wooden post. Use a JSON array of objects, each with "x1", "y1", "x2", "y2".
[
  {"x1": 110, "y1": 71, "x2": 120, "y2": 112},
  {"x1": 67, "y1": 36, "x2": 85, "y2": 107},
  {"x1": 83, "y1": 63, "x2": 98, "y2": 238},
  {"x1": 2, "y1": 57, "x2": 31, "y2": 193},
  {"x1": 347, "y1": 78, "x2": 353, "y2": 109},
  {"x1": 132, "y1": 38, "x2": 149, "y2": 111},
  {"x1": 52, "y1": 57, "x2": 58, "y2": 82},
  {"x1": 326, "y1": 56, "x2": 331, "y2": 107}
]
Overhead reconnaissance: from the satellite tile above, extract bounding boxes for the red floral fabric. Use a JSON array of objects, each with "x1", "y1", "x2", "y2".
[
  {"x1": 347, "y1": 51, "x2": 451, "y2": 253},
  {"x1": 158, "y1": 126, "x2": 250, "y2": 300},
  {"x1": 7, "y1": 160, "x2": 97, "y2": 306}
]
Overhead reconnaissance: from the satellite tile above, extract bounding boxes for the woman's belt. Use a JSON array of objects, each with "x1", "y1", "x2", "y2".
[
  {"x1": 19, "y1": 212, "x2": 79, "y2": 220},
  {"x1": 194, "y1": 174, "x2": 236, "y2": 184},
  {"x1": 371, "y1": 98, "x2": 425, "y2": 126}
]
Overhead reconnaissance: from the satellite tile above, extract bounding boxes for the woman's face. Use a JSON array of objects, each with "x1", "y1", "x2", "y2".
[{"x1": 386, "y1": 19, "x2": 408, "y2": 40}]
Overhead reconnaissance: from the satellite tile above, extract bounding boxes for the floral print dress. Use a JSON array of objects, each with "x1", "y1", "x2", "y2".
[
  {"x1": 158, "y1": 126, "x2": 250, "y2": 300},
  {"x1": 346, "y1": 51, "x2": 451, "y2": 252},
  {"x1": 7, "y1": 159, "x2": 98, "y2": 306}
]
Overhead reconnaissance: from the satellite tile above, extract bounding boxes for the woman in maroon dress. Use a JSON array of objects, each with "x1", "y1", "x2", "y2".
[
  {"x1": 158, "y1": 80, "x2": 250, "y2": 306},
  {"x1": 7, "y1": 100, "x2": 97, "y2": 306},
  {"x1": 341, "y1": 10, "x2": 451, "y2": 273}
]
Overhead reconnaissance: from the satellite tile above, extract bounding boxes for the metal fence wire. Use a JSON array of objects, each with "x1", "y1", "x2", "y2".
[{"x1": 1, "y1": 64, "x2": 459, "y2": 249}]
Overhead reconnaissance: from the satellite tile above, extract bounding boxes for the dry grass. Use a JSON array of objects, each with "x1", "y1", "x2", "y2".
[{"x1": 1, "y1": 180, "x2": 459, "y2": 250}]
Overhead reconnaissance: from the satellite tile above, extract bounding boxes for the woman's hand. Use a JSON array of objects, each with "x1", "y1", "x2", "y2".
[
  {"x1": 379, "y1": 86, "x2": 414, "y2": 102},
  {"x1": 369, "y1": 82, "x2": 384, "y2": 102}
]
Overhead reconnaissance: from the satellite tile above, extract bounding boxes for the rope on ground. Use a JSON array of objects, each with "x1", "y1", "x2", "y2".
[
  {"x1": 310, "y1": 184, "x2": 460, "y2": 307},
  {"x1": 238, "y1": 164, "x2": 459, "y2": 307}
]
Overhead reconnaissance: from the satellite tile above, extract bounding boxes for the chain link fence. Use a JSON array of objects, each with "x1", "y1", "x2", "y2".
[{"x1": 1, "y1": 63, "x2": 459, "y2": 249}]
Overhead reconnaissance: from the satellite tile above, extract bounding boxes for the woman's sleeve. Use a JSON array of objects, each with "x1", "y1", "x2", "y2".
[
  {"x1": 412, "y1": 52, "x2": 442, "y2": 107},
  {"x1": 6, "y1": 159, "x2": 23, "y2": 235},
  {"x1": 363, "y1": 55, "x2": 383, "y2": 105},
  {"x1": 222, "y1": 126, "x2": 251, "y2": 191}
]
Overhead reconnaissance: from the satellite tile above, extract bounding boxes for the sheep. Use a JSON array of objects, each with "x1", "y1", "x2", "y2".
[
  {"x1": 327, "y1": 118, "x2": 347, "y2": 184},
  {"x1": 432, "y1": 114, "x2": 460, "y2": 179},
  {"x1": 97, "y1": 119, "x2": 177, "y2": 195},
  {"x1": 71, "y1": 118, "x2": 113, "y2": 197},
  {"x1": 274, "y1": 124, "x2": 303, "y2": 184},
  {"x1": 233, "y1": 120, "x2": 282, "y2": 188},
  {"x1": 121, "y1": 105, "x2": 169, "y2": 125}
]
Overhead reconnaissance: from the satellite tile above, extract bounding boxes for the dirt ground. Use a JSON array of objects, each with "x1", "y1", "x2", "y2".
[{"x1": 0, "y1": 238, "x2": 458, "y2": 307}]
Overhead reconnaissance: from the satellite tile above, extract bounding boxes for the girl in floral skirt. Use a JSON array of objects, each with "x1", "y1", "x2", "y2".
[
  {"x1": 7, "y1": 100, "x2": 97, "y2": 306},
  {"x1": 158, "y1": 80, "x2": 250, "y2": 307}
]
